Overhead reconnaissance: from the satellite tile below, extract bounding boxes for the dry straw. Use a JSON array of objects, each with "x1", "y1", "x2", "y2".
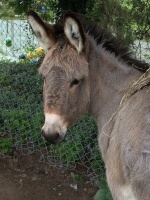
[
  {"x1": 120, "y1": 67, "x2": 150, "y2": 105},
  {"x1": 102, "y1": 67, "x2": 150, "y2": 136}
]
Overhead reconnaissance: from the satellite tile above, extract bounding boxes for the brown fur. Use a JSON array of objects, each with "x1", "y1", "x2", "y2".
[
  {"x1": 28, "y1": 11, "x2": 150, "y2": 200},
  {"x1": 39, "y1": 41, "x2": 90, "y2": 124}
]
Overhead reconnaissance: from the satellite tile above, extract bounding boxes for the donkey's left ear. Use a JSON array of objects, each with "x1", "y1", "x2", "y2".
[{"x1": 64, "y1": 12, "x2": 85, "y2": 53}]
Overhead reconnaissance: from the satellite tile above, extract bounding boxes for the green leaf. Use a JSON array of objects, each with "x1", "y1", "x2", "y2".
[
  {"x1": 106, "y1": 191, "x2": 113, "y2": 200},
  {"x1": 13, "y1": 119, "x2": 19, "y2": 127},
  {"x1": 0, "y1": 143, "x2": 6, "y2": 147},
  {"x1": 100, "y1": 178, "x2": 109, "y2": 189},
  {"x1": 1, "y1": 147, "x2": 8, "y2": 153},
  {"x1": 73, "y1": 174, "x2": 83, "y2": 183},
  {"x1": 94, "y1": 189, "x2": 108, "y2": 200}
]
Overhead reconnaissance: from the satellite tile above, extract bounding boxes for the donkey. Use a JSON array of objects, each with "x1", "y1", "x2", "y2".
[{"x1": 28, "y1": 11, "x2": 150, "y2": 200}]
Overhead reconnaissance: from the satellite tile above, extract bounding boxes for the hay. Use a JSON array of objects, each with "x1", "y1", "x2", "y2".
[
  {"x1": 120, "y1": 67, "x2": 150, "y2": 106},
  {"x1": 102, "y1": 68, "x2": 150, "y2": 136}
]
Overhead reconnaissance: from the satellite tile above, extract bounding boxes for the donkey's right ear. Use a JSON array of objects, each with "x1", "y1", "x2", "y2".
[{"x1": 28, "y1": 10, "x2": 56, "y2": 51}]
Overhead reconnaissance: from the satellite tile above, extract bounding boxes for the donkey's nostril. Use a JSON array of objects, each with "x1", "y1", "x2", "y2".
[
  {"x1": 51, "y1": 132, "x2": 59, "y2": 141},
  {"x1": 41, "y1": 130, "x2": 60, "y2": 144}
]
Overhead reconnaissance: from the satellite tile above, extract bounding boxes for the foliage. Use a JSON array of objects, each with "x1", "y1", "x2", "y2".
[
  {"x1": 0, "y1": 72, "x2": 13, "y2": 86},
  {"x1": 1, "y1": 0, "x2": 149, "y2": 47},
  {"x1": 0, "y1": 60, "x2": 104, "y2": 177},
  {"x1": 73, "y1": 174, "x2": 83, "y2": 183},
  {"x1": 8, "y1": 0, "x2": 35, "y2": 17},
  {"x1": 7, "y1": 0, "x2": 58, "y2": 21},
  {"x1": 86, "y1": 0, "x2": 132, "y2": 44},
  {"x1": 0, "y1": 60, "x2": 44, "y2": 152},
  {"x1": 129, "y1": 0, "x2": 150, "y2": 41},
  {"x1": 144, "y1": 54, "x2": 150, "y2": 61},
  {"x1": 94, "y1": 178, "x2": 113, "y2": 200},
  {"x1": 86, "y1": 0, "x2": 150, "y2": 45},
  {"x1": 0, "y1": 1, "x2": 15, "y2": 18},
  {"x1": 0, "y1": 138, "x2": 13, "y2": 154},
  {"x1": 55, "y1": 0, "x2": 94, "y2": 19},
  {"x1": 57, "y1": 0, "x2": 149, "y2": 46}
]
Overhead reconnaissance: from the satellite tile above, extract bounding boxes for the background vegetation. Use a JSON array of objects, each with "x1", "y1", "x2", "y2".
[
  {"x1": 0, "y1": 0, "x2": 149, "y2": 45},
  {"x1": 0, "y1": 60, "x2": 104, "y2": 175}
]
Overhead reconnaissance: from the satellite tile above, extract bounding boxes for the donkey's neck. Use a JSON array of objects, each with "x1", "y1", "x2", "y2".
[{"x1": 88, "y1": 41, "x2": 142, "y2": 131}]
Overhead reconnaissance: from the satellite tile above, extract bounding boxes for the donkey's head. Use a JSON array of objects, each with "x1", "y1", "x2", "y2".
[{"x1": 28, "y1": 11, "x2": 90, "y2": 144}]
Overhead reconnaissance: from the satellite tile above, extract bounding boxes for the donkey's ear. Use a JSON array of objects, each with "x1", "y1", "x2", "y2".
[
  {"x1": 64, "y1": 12, "x2": 85, "y2": 53},
  {"x1": 28, "y1": 10, "x2": 56, "y2": 51}
]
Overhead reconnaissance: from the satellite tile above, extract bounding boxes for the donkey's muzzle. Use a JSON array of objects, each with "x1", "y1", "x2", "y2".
[
  {"x1": 41, "y1": 130, "x2": 60, "y2": 144},
  {"x1": 41, "y1": 113, "x2": 67, "y2": 144}
]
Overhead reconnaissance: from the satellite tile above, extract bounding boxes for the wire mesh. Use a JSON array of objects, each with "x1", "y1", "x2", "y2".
[
  {"x1": 0, "y1": 19, "x2": 38, "y2": 61},
  {"x1": 0, "y1": 60, "x2": 105, "y2": 178}
]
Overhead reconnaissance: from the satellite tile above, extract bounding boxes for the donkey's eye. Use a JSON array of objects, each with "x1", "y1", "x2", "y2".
[{"x1": 70, "y1": 79, "x2": 80, "y2": 88}]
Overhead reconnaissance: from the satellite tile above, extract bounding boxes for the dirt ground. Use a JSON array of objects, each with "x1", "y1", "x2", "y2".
[{"x1": 0, "y1": 152, "x2": 98, "y2": 200}]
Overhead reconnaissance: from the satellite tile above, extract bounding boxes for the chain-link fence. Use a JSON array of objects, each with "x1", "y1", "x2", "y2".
[
  {"x1": 0, "y1": 60, "x2": 105, "y2": 179},
  {"x1": 0, "y1": 1, "x2": 150, "y2": 180},
  {"x1": 0, "y1": 19, "x2": 37, "y2": 61}
]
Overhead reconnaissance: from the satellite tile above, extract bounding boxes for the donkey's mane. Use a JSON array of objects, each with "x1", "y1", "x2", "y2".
[
  {"x1": 54, "y1": 14, "x2": 149, "y2": 73},
  {"x1": 83, "y1": 22, "x2": 149, "y2": 72}
]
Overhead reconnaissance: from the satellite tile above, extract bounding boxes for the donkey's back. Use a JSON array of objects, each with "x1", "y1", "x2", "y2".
[{"x1": 105, "y1": 87, "x2": 150, "y2": 200}]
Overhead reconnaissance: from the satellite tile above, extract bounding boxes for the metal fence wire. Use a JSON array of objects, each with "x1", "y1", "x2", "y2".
[
  {"x1": 0, "y1": 19, "x2": 37, "y2": 61},
  {"x1": 0, "y1": 60, "x2": 105, "y2": 178},
  {"x1": 0, "y1": 1, "x2": 150, "y2": 179}
]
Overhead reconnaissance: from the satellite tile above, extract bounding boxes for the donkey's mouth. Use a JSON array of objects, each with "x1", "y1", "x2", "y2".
[
  {"x1": 41, "y1": 130, "x2": 66, "y2": 145},
  {"x1": 42, "y1": 131, "x2": 64, "y2": 145}
]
